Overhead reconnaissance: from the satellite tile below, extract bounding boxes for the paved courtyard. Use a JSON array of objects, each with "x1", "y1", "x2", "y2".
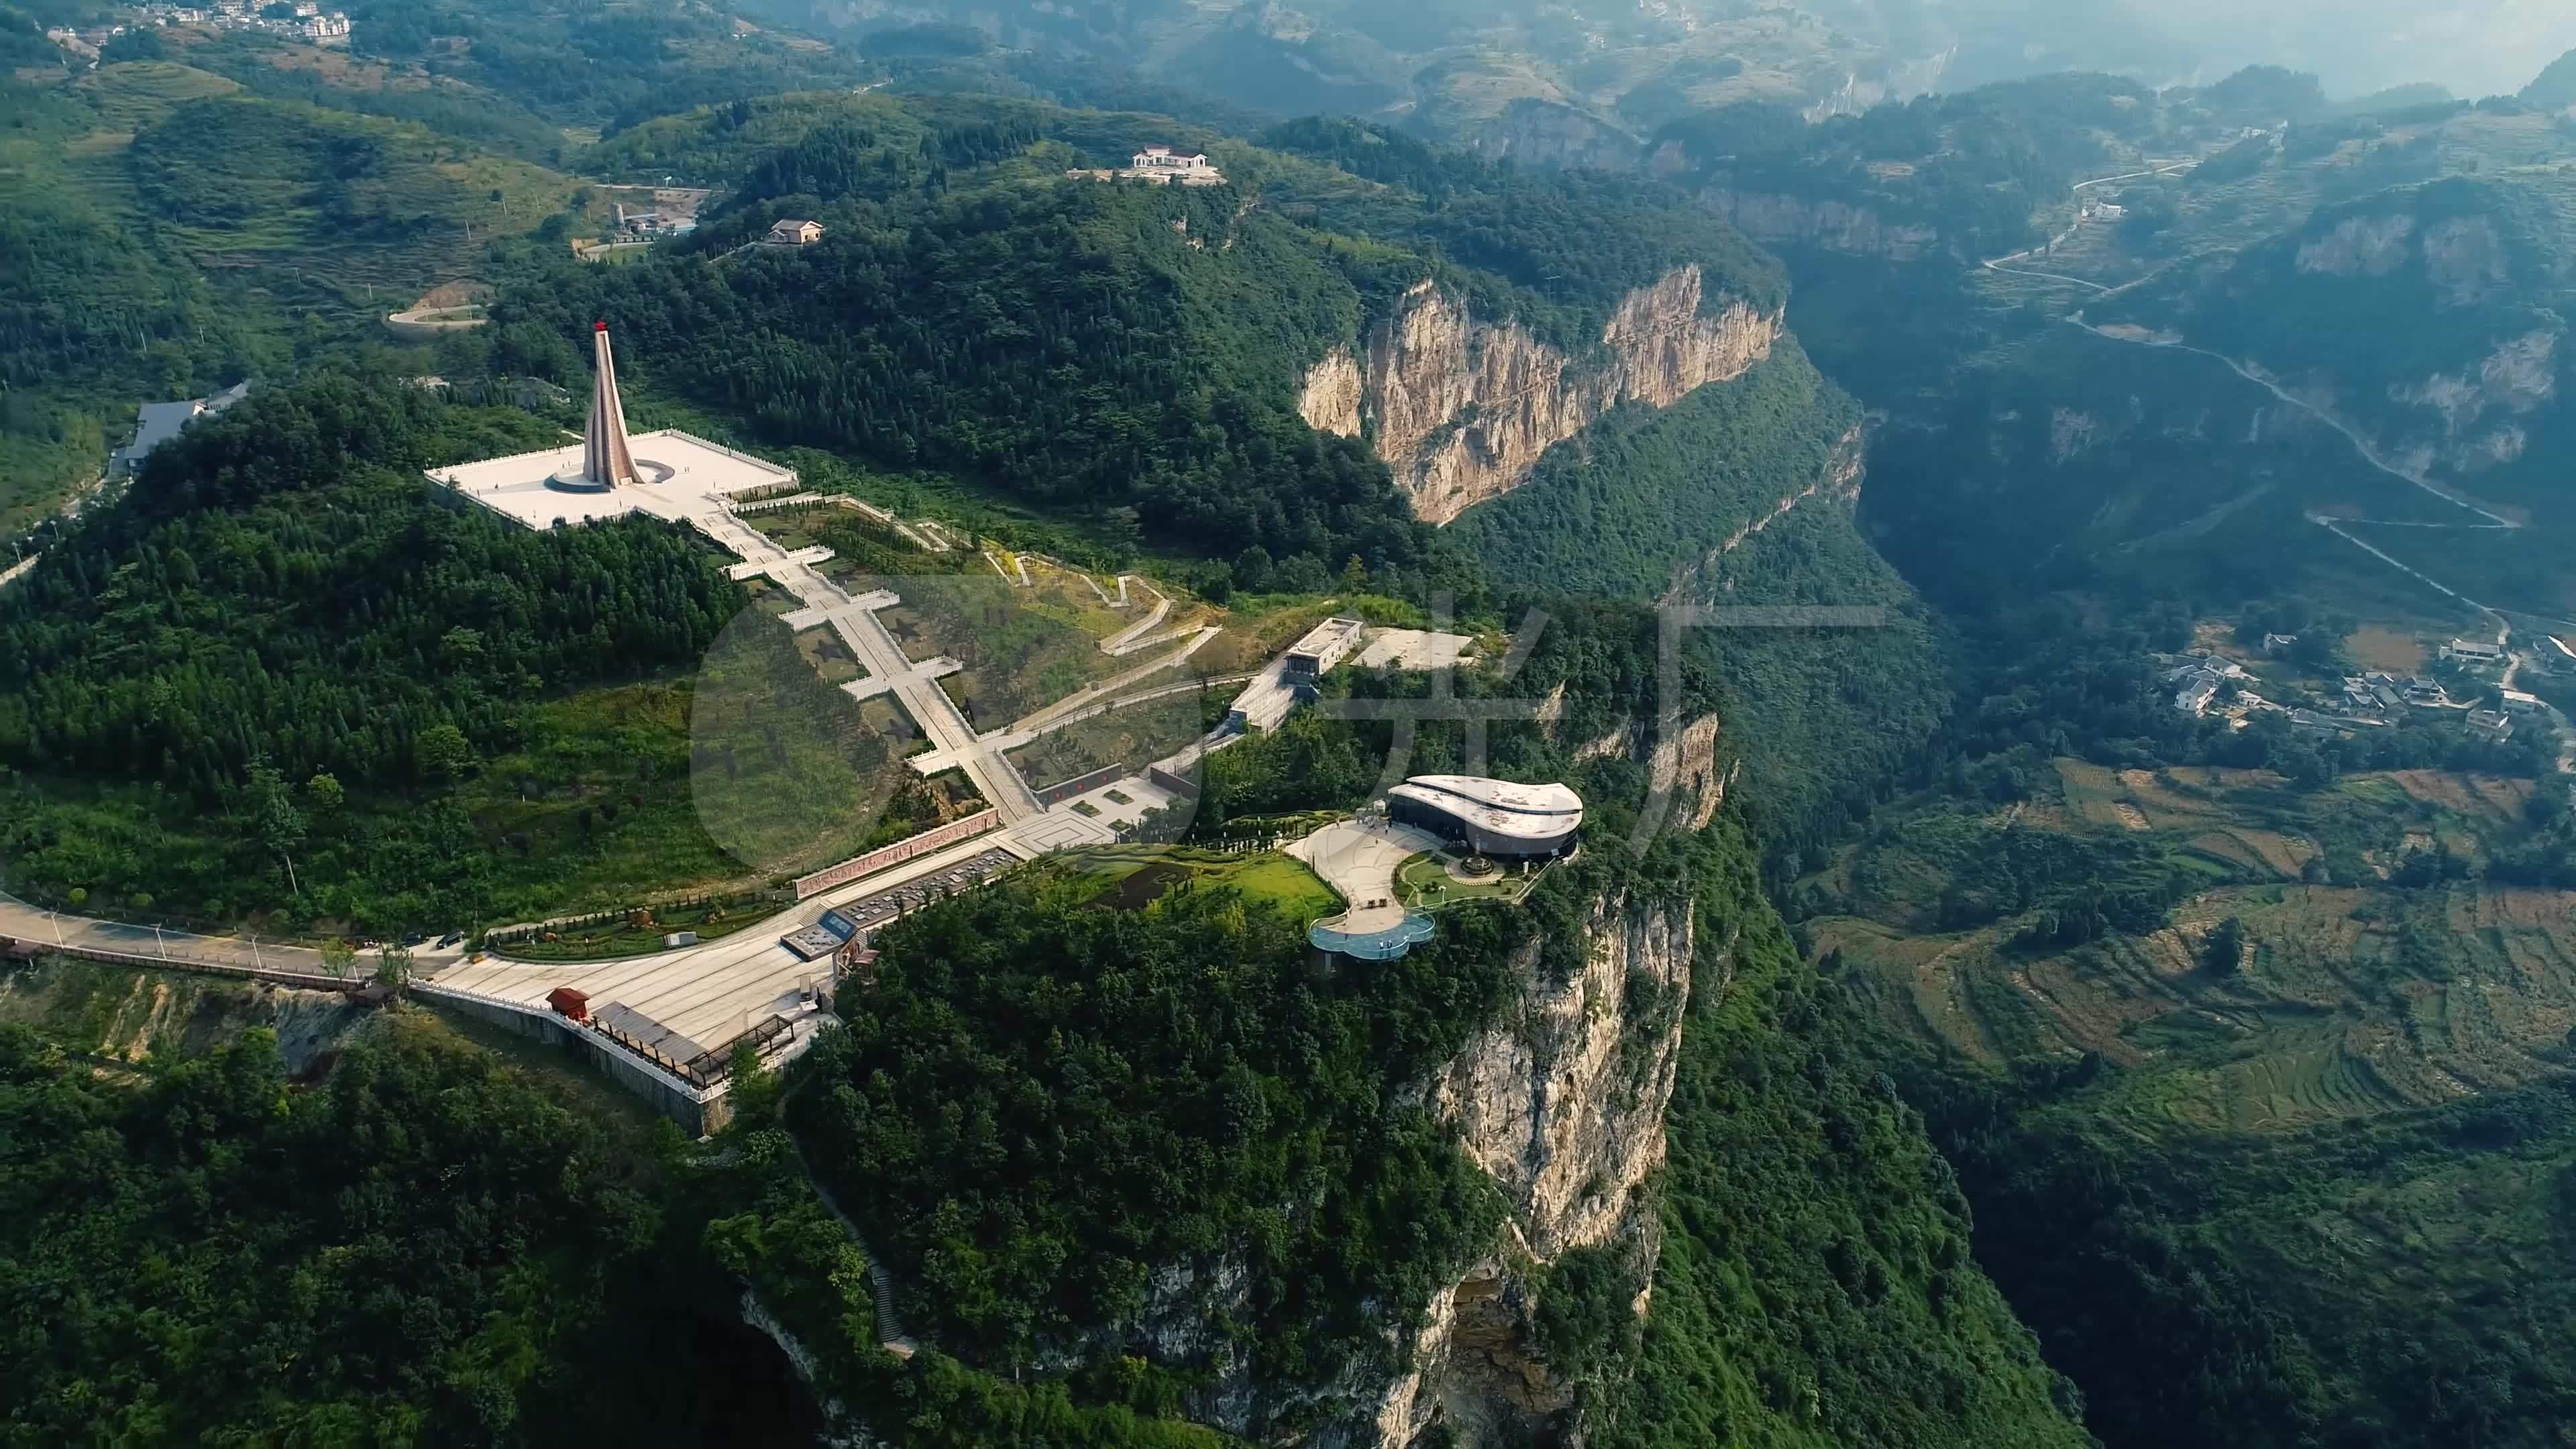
[
  {"x1": 1287, "y1": 816, "x2": 1442, "y2": 934},
  {"x1": 427, "y1": 428, "x2": 796, "y2": 530}
]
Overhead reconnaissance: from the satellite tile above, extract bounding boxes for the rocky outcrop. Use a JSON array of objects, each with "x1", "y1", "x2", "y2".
[
  {"x1": 2385, "y1": 325, "x2": 2559, "y2": 474},
  {"x1": 1647, "y1": 714, "x2": 1732, "y2": 835},
  {"x1": 1469, "y1": 99, "x2": 1642, "y2": 172},
  {"x1": 1701, "y1": 190, "x2": 1943, "y2": 261},
  {"x1": 1300, "y1": 267, "x2": 1782, "y2": 524},
  {"x1": 1373, "y1": 892, "x2": 1695, "y2": 1446},
  {"x1": 1299, "y1": 345, "x2": 1364, "y2": 440},
  {"x1": 1802, "y1": 47, "x2": 1957, "y2": 121},
  {"x1": 1563, "y1": 706, "x2": 1733, "y2": 834},
  {"x1": 2294, "y1": 211, "x2": 2511, "y2": 303},
  {"x1": 2296, "y1": 213, "x2": 2418, "y2": 277},
  {"x1": 1090, "y1": 888, "x2": 1703, "y2": 1448},
  {"x1": 0, "y1": 959, "x2": 367, "y2": 1071},
  {"x1": 1660, "y1": 421, "x2": 1868, "y2": 594},
  {"x1": 2422, "y1": 216, "x2": 2512, "y2": 303},
  {"x1": 740, "y1": 1291, "x2": 881, "y2": 1449}
]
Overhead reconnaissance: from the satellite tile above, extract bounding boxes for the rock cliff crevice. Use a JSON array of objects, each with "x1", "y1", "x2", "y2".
[
  {"x1": 1662, "y1": 421, "x2": 1868, "y2": 602},
  {"x1": 1300, "y1": 267, "x2": 1782, "y2": 525},
  {"x1": 1696, "y1": 189, "x2": 1943, "y2": 261},
  {"x1": 1372, "y1": 891, "x2": 1697, "y2": 1447}
]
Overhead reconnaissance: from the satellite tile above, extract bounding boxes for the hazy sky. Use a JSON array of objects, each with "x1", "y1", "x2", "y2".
[{"x1": 2102, "y1": 0, "x2": 2576, "y2": 98}]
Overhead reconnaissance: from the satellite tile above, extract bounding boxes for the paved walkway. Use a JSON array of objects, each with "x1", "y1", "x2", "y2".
[
  {"x1": 1099, "y1": 579, "x2": 1173, "y2": 653},
  {"x1": 0, "y1": 890, "x2": 468, "y2": 983},
  {"x1": 986, "y1": 627, "x2": 1223, "y2": 746}
]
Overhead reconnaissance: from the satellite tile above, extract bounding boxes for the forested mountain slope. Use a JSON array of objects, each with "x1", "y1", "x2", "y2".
[
  {"x1": 0, "y1": 62, "x2": 590, "y2": 532},
  {"x1": 741, "y1": 0, "x2": 2572, "y2": 154},
  {"x1": 0, "y1": 376, "x2": 774, "y2": 934},
  {"x1": 1652, "y1": 53, "x2": 2576, "y2": 1449},
  {"x1": 0, "y1": 0, "x2": 877, "y2": 531},
  {"x1": 476, "y1": 93, "x2": 1951, "y2": 873},
  {"x1": 483, "y1": 97, "x2": 1786, "y2": 576},
  {"x1": 699, "y1": 608, "x2": 2087, "y2": 1447},
  {"x1": 0, "y1": 73, "x2": 2096, "y2": 1439}
]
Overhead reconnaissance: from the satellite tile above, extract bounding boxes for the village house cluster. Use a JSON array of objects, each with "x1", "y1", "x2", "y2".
[
  {"x1": 48, "y1": 2, "x2": 350, "y2": 57},
  {"x1": 2165, "y1": 629, "x2": 2568, "y2": 747},
  {"x1": 610, "y1": 189, "x2": 715, "y2": 239}
]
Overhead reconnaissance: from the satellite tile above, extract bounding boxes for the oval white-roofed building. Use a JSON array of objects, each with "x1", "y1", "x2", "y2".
[{"x1": 1385, "y1": 775, "x2": 1582, "y2": 859}]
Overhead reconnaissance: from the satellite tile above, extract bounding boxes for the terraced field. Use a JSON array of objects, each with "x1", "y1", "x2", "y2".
[{"x1": 1821, "y1": 756, "x2": 2576, "y2": 1134}]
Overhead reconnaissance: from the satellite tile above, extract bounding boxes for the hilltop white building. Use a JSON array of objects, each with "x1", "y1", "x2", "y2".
[{"x1": 1386, "y1": 776, "x2": 1584, "y2": 860}]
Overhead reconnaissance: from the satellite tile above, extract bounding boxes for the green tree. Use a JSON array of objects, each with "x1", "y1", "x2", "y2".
[
  {"x1": 415, "y1": 723, "x2": 475, "y2": 781},
  {"x1": 374, "y1": 943, "x2": 413, "y2": 988},
  {"x1": 305, "y1": 771, "x2": 345, "y2": 813},
  {"x1": 2204, "y1": 916, "x2": 2246, "y2": 975},
  {"x1": 246, "y1": 762, "x2": 307, "y2": 896},
  {"x1": 728, "y1": 1039, "x2": 782, "y2": 1126},
  {"x1": 1232, "y1": 546, "x2": 1275, "y2": 594},
  {"x1": 320, "y1": 937, "x2": 357, "y2": 979}
]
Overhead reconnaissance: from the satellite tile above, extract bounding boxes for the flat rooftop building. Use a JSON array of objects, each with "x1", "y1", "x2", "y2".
[
  {"x1": 1386, "y1": 775, "x2": 1582, "y2": 859},
  {"x1": 1284, "y1": 616, "x2": 1365, "y2": 684},
  {"x1": 113, "y1": 380, "x2": 252, "y2": 476}
]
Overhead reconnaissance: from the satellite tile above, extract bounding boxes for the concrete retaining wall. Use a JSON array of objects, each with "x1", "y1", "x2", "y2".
[
  {"x1": 1032, "y1": 765, "x2": 1124, "y2": 808},
  {"x1": 794, "y1": 810, "x2": 1000, "y2": 899},
  {"x1": 417, "y1": 985, "x2": 729, "y2": 1135}
]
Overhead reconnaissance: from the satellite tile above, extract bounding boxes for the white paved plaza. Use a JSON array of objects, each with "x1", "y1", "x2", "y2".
[
  {"x1": 429, "y1": 428, "x2": 797, "y2": 530},
  {"x1": 1287, "y1": 816, "x2": 1441, "y2": 934}
]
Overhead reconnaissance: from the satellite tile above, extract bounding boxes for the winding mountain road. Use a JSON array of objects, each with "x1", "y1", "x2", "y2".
[
  {"x1": 2063, "y1": 321, "x2": 2521, "y2": 529},
  {"x1": 1984, "y1": 151, "x2": 2576, "y2": 778},
  {"x1": 1977, "y1": 160, "x2": 2198, "y2": 290}
]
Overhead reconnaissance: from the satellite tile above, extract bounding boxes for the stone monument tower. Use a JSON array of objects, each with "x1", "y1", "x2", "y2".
[{"x1": 553, "y1": 321, "x2": 643, "y2": 492}]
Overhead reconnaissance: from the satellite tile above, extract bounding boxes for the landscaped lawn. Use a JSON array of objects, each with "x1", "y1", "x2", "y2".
[
  {"x1": 1059, "y1": 846, "x2": 1338, "y2": 922},
  {"x1": 1396, "y1": 852, "x2": 1536, "y2": 909}
]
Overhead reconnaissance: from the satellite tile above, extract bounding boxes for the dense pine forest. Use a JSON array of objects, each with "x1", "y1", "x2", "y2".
[
  {"x1": 0, "y1": 375, "x2": 757, "y2": 931},
  {"x1": 0, "y1": 1017, "x2": 659, "y2": 1442},
  {"x1": 1, "y1": 378, "x2": 733, "y2": 796}
]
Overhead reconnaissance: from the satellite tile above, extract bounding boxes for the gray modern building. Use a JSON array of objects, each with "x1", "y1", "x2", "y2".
[
  {"x1": 1385, "y1": 775, "x2": 1582, "y2": 859},
  {"x1": 110, "y1": 380, "x2": 252, "y2": 478}
]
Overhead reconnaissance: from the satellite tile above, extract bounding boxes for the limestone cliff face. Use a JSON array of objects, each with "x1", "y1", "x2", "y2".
[
  {"x1": 1371, "y1": 892, "x2": 1696, "y2": 1447},
  {"x1": 2387, "y1": 327, "x2": 2559, "y2": 475},
  {"x1": 1468, "y1": 99, "x2": 1642, "y2": 172},
  {"x1": 739, "y1": 1292, "x2": 879, "y2": 1449},
  {"x1": 1697, "y1": 188, "x2": 1943, "y2": 261},
  {"x1": 1083, "y1": 888, "x2": 1705, "y2": 1448},
  {"x1": 1566, "y1": 707, "x2": 1734, "y2": 835},
  {"x1": 1300, "y1": 267, "x2": 1782, "y2": 525}
]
